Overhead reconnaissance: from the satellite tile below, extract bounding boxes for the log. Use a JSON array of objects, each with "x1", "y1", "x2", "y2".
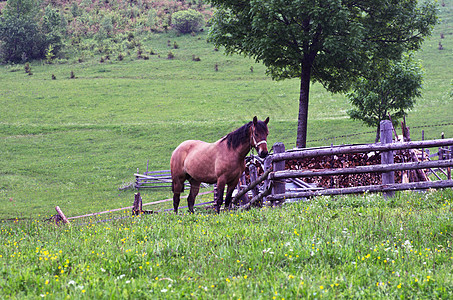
[
  {"x1": 239, "y1": 184, "x2": 273, "y2": 211},
  {"x1": 380, "y1": 120, "x2": 394, "y2": 197},
  {"x1": 55, "y1": 206, "x2": 70, "y2": 225},
  {"x1": 267, "y1": 180, "x2": 453, "y2": 201},
  {"x1": 270, "y1": 159, "x2": 453, "y2": 179},
  {"x1": 271, "y1": 138, "x2": 453, "y2": 162},
  {"x1": 230, "y1": 168, "x2": 272, "y2": 204},
  {"x1": 272, "y1": 143, "x2": 286, "y2": 205}
]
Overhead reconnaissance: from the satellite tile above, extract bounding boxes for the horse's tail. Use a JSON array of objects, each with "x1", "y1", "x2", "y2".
[{"x1": 170, "y1": 145, "x2": 186, "y2": 194}]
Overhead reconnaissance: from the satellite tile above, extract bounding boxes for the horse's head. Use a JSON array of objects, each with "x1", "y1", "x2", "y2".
[{"x1": 251, "y1": 116, "x2": 270, "y2": 158}]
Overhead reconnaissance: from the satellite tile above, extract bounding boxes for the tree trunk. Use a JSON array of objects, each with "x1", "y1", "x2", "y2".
[
  {"x1": 297, "y1": 62, "x2": 311, "y2": 148},
  {"x1": 375, "y1": 122, "x2": 380, "y2": 143}
]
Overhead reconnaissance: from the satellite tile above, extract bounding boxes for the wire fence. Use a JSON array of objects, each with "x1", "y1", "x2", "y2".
[{"x1": 299, "y1": 122, "x2": 453, "y2": 147}]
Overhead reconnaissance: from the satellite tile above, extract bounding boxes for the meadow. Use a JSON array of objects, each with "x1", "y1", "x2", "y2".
[
  {"x1": 1, "y1": 0, "x2": 453, "y2": 298},
  {"x1": 1, "y1": 191, "x2": 453, "y2": 299}
]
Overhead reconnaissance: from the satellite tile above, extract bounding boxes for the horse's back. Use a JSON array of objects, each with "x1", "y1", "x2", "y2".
[
  {"x1": 171, "y1": 140, "x2": 208, "y2": 173},
  {"x1": 170, "y1": 140, "x2": 219, "y2": 183}
]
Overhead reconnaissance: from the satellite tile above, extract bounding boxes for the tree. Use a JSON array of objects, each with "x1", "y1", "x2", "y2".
[
  {"x1": 207, "y1": 0, "x2": 437, "y2": 147},
  {"x1": 347, "y1": 55, "x2": 423, "y2": 142},
  {"x1": 0, "y1": 0, "x2": 64, "y2": 63}
]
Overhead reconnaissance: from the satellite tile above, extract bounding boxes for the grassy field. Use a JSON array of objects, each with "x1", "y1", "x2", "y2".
[
  {"x1": 1, "y1": 191, "x2": 452, "y2": 298},
  {"x1": 0, "y1": 1, "x2": 453, "y2": 298},
  {"x1": 1, "y1": 24, "x2": 452, "y2": 219}
]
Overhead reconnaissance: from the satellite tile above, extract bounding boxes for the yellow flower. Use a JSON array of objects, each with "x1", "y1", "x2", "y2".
[
  {"x1": 320, "y1": 285, "x2": 324, "y2": 289},
  {"x1": 397, "y1": 284, "x2": 401, "y2": 289}
]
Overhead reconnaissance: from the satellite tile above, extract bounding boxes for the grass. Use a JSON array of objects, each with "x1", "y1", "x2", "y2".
[
  {"x1": 1, "y1": 190, "x2": 452, "y2": 298},
  {"x1": 0, "y1": 1, "x2": 453, "y2": 297},
  {"x1": 1, "y1": 25, "x2": 452, "y2": 219}
]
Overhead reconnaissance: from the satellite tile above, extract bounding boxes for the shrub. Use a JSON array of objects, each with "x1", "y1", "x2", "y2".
[
  {"x1": 171, "y1": 9, "x2": 204, "y2": 34},
  {"x1": 0, "y1": 0, "x2": 64, "y2": 63}
]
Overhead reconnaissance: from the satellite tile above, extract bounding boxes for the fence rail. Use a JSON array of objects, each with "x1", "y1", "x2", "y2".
[{"x1": 232, "y1": 121, "x2": 453, "y2": 205}]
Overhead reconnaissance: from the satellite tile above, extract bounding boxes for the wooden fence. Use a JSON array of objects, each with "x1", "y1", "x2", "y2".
[{"x1": 233, "y1": 120, "x2": 453, "y2": 207}]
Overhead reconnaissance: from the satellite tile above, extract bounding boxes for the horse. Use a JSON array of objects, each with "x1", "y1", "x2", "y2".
[{"x1": 170, "y1": 116, "x2": 269, "y2": 214}]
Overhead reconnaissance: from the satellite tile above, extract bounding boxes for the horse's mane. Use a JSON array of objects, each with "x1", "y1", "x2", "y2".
[
  {"x1": 222, "y1": 122, "x2": 252, "y2": 150},
  {"x1": 221, "y1": 120, "x2": 268, "y2": 149}
]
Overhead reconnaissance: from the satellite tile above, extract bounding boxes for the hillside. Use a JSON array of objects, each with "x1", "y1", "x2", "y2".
[{"x1": 0, "y1": 0, "x2": 452, "y2": 219}]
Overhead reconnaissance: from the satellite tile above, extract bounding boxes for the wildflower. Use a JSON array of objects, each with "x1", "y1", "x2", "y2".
[{"x1": 320, "y1": 286, "x2": 324, "y2": 289}]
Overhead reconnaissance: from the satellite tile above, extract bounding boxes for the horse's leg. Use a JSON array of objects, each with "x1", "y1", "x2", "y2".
[
  {"x1": 215, "y1": 181, "x2": 226, "y2": 214},
  {"x1": 172, "y1": 178, "x2": 184, "y2": 214},
  {"x1": 187, "y1": 180, "x2": 201, "y2": 214},
  {"x1": 224, "y1": 179, "x2": 239, "y2": 210}
]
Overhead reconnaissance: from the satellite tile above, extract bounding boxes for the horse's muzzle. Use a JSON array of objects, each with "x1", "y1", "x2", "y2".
[{"x1": 258, "y1": 149, "x2": 268, "y2": 158}]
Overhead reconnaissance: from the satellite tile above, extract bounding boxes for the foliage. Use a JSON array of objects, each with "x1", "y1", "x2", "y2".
[
  {"x1": 45, "y1": 44, "x2": 55, "y2": 64},
  {"x1": 0, "y1": 14, "x2": 43, "y2": 62},
  {"x1": 0, "y1": 191, "x2": 452, "y2": 298},
  {"x1": 172, "y1": 8, "x2": 204, "y2": 34},
  {"x1": 347, "y1": 55, "x2": 424, "y2": 142},
  {"x1": 0, "y1": 0, "x2": 64, "y2": 62},
  {"x1": 0, "y1": 0, "x2": 41, "y2": 62},
  {"x1": 207, "y1": 0, "x2": 438, "y2": 148}
]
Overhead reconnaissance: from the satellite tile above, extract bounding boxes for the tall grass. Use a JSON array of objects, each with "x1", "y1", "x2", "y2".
[{"x1": 1, "y1": 190, "x2": 452, "y2": 298}]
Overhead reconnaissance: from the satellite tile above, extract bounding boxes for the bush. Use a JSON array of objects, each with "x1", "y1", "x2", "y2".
[
  {"x1": 0, "y1": 15, "x2": 45, "y2": 62},
  {"x1": 171, "y1": 9, "x2": 204, "y2": 34},
  {"x1": 0, "y1": 0, "x2": 65, "y2": 63}
]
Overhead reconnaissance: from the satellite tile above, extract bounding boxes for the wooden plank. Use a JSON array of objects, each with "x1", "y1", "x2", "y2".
[
  {"x1": 141, "y1": 190, "x2": 214, "y2": 207},
  {"x1": 267, "y1": 180, "x2": 453, "y2": 201},
  {"x1": 272, "y1": 143, "x2": 286, "y2": 205},
  {"x1": 231, "y1": 168, "x2": 272, "y2": 204},
  {"x1": 380, "y1": 120, "x2": 395, "y2": 197},
  {"x1": 270, "y1": 159, "x2": 453, "y2": 179},
  {"x1": 67, "y1": 190, "x2": 215, "y2": 220},
  {"x1": 55, "y1": 206, "x2": 70, "y2": 225},
  {"x1": 271, "y1": 138, "x2": 453, "y2": 162}
]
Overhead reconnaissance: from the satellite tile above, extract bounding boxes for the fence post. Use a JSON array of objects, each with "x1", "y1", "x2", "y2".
[
  {"x1": 272, "y1": 142, "x2": 286, "y2": 205},
  {"x1": 263, "y1": 155, "x2": 272, "y2": 203},
  {"x1": 380, "y1": 120, "x2": 395, "y2": 198}
]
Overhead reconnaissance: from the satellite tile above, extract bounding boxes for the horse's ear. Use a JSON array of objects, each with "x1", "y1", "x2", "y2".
[
  {"x1": 264, "y1": 117, "x2": 269, "y2": 125},
  {"x1": 253, "y1": 116, "x2": 257, "y2": 125}
]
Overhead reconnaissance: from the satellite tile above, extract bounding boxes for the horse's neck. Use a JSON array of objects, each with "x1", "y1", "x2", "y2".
[{"x1": 216, "y1": 138, "x2": 251, "y2": 160}]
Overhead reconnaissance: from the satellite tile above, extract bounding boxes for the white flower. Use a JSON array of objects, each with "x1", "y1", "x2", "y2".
[
  {"x1": 100, "y1": 268, "x2": 106, "y2": 272},
  {"x1": 263, "y1": 248, "x2": 274, "y2": 254},
  {"x1": 161, "y1": 289, "x2": 168, "y2": 293},
  {"x1": 67, "y1": 280, "x2": 76, "y2": 286}
]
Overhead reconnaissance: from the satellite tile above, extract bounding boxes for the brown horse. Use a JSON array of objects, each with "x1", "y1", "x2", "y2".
[{"x1": 171, "y1": 116, "x2": 269, "y2": 214}]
